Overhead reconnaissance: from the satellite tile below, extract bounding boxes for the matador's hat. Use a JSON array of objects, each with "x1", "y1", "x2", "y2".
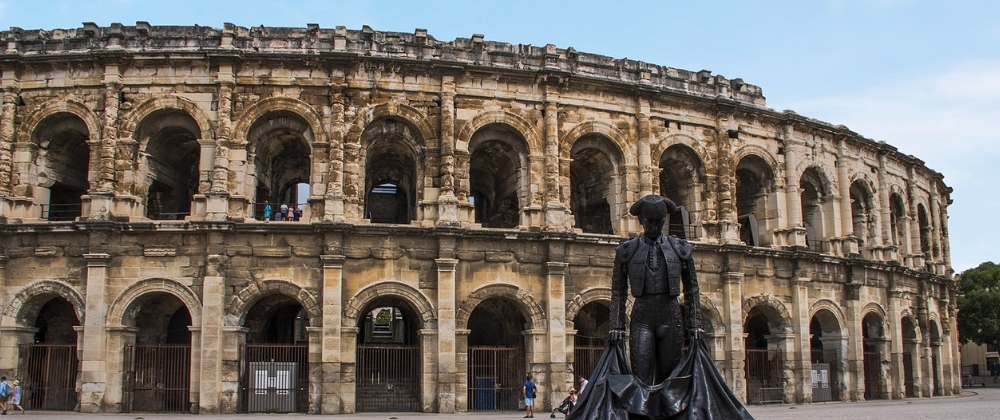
[{"x1": 629, "y1": 195, "x2": 677, "y2": 219}]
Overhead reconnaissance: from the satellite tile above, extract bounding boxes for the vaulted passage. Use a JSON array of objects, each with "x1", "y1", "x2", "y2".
[
  {"x1": 356, "y1": 296, "x2": 422, "y2": 412},
  {"x1": 573, "y1": 302, "x2": 610, "y2": 382},
  {"x1": 470, "y1": 125, "x2": 526, "y2": 228},
  {"x1": 19, "y1": 296, "x2": 80, "y2": 411},
  {"x1": 735, "y1": 156, "x2": 775, "y2": 247},
  {"x1": 363, "y1": 118, "x2": 421, "y2": 224},
  {"x1": 32, "y1": 113, "x2": 90, "y2": 221},
  {"x1": 137, "y1": 110, "x2": 201, "y2": 220},
  {"x1": 659, "y1": 145, "x2": 704, "y2": 239},
  {"x1": 571, "y1": 135, "x2": 621, "y2": 234},
  {"x1": 241, "y1": 294, "x2": 309, "y2": 413},
  {"x1": 250, "y1": 112, "x2": 312, "y2": 217},
  {"x1": 121, "y1": 292, "x2": 192, "y2": 413},
  {"x1": 467, "y1": 298, "x2": 527, "y2": 411}
]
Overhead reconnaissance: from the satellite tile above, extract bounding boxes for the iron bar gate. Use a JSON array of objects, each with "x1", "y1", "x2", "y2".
[
  {"x1": 863, "y1": 351, "x2": 884, "y2": 400},
  {"x1": 468, "y1": 347, "x2": 524, "y2": 411},
  {"x1": 355, "y1": 344, "x2": 421, "y2": 412},
  {"x1": 240, "y1": 344, "x2": 309, "y2": 413},
  {"x1": 573, "y1": 346, "x2": 603, "y2": 383},
  {"x1": 122, "y1": 344, "x2": 191, "y2": 413},
  {"x1": 17, "y1": 344, "x2": 78, "y2": 411},
  {"x1": 745, "y1": 348, "x2": 784, "y2": 404},
  {"x1": 903, "y1": 352, "x2": 916, "y2": 397}
]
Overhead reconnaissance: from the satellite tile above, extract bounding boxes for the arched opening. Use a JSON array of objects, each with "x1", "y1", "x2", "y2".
[
  {"x1": 355, "y1": 297, "x2": 422, "y2": 412},
  {"x1": 121, "y1": 292, "x2": 192, "y2": 413},
  {"x1": 809, "y1": 310, "x2": 843, "y2": 401},
  {"x1": 800, "y1": 168, "x2": 827, "y2": 252},
  {"x1": 659, "y1": 144, "x2": 704, "y2": 239},
  {"x1": 901, "y1": 316, "x2": 919, "y2": 397},
  {"x1": 862, "y1": 312, "x2": 886, "y2": 400},
  {"x1": 249, "y1": 112, "x2": 312, "y2": 222},
  {"x1": 918, "y1": 204, "x2": 931, "y2": 263},
  {"x1": 467, "y1": 297, "x2": 528, "y2": 411},
  {"x1": 137, "y1": 110, "x2": 201, "y2": 220},
  {"x1": 744, "y1": 305, "x2": 785, "y2": 404},
  {"x1": 850, "y1": 180, "x2": 877, "y2": 257},
  {"x1": 735, "y1": 156, "x2": 775, "y2": 247},
  {"x1": 241, "y1": 294, "x2": 309, "y2": 413},
  {"x1": 889, "y1": 194, "x2": 907, "y2": 252},
  {"x1": 32, "y1": 113, "x2": 90, "y2": 221},
  {"x1": 571, "y1": 135, "x2": 621, "y2": 234},
  {"x1": 572, "y1": 301, "x2": 610, "y2": 382},
  {"x1": 363, "y1": 118, "x2": 420, "y2": 224},
  {"x1": 20, "y1": 296, "x2": 80, "y2": 410},
  {"x1": 470, "y1": 125, "x2": 526, "y2": 229}
]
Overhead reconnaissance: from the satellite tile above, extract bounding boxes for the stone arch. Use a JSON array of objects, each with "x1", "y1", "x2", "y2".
[
  {"x1": 741, "y1": 294, "x2": 793, "y2": 332},
  {"x1": 698, "y1": 295, "x2": 725, "y2": 333},
  {"x1": 343, "y1": 281, "x2": 437, "y2": 328},
  {"x1": 456, "y1": 110, "x2": 543, "y2": 153},
  {"x1": 731, "y1": 145, "x2": 780, "y2": 182},
  {"x1": 106, "y1": 278, "x2": 203, "y2": 327},
  {"x1": 118, "y1": 95, "x2": 215, "y2": 140},
  {"x1": 457, "y1": 283, "x2": 546, "y2": 331},
  {"x1": 797, "y1": 164, "x2": 836, "y2": 196},
  {"x1": 860, "y1": 301, "x2": 889, "y2": 338},
  {"x1": 561, "y1": 121, "x2": 635, "y2": 165},
  {"x1": 17, "y1": 100, "x2": 101, "y2": 145},
  {"x1": 809, "y1": 299, "x2": 848, "y2": 337},
  {"x1": 652, "y1": 133, "x2": 714, "y2": 171},
  {"x1": 232, "y1": 96, "x2": 327, "y2": 146},
  {"x1": 347, "y1": 102, "x2": 438, "y2": 149},
  {"x1": 565, "y1": 287, "x2": 612, "y2": 323},
  {"x1": 226, "y1": 279, "x2": 321, "y2": 327},
  {"x1": 3, "y1": 280, "x2": 85, "y2": 327}
]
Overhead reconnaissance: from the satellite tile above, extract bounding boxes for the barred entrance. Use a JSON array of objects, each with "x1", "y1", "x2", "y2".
[
  {"x1": 810, "y1": 348, "x2": 840, "y2": 401},
  {"x1": 17, "y1": 344, "x2": 78, "y2": 411},
  {"x1": 468, "y1": 347, "x2": 524, "y2": 411},
  {"x1": 239, "y1": 344, "x2": 309, "y2": 413},
  {"x1": 574, "y1": 346, "x2": 603, "y2": 382},
  {"x1": 863, "y1": 351, "x2": 884, "y2": 400},
  {"x1": 356, "y1": 344, "x2": 421, "y2": 411},
  {"x1": 903, "y1": 352, "x2": 916, "y2": 397},
  {"x1": 122, "y1": 344, "x2": 191, "y2": 412},
  {"x1": 745, "y1": 348, "x2": 784, "y2": 404}
]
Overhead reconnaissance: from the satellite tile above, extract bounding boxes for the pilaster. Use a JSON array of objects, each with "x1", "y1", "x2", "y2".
[
  {"x1": 79, "y1": 253, "x2": 111, "y2": 412},
  {"x1": 198, "y1": 253, "x2": 226, "y2": 414},
  {"x1": 545, "y1": 262, "x2": 569, "y2": 408},
  {"x1": 791, "y1": 276, "x2": 812, "y2": 402},
  {"x1": 435, "y1": 258, "x2": 458, "y2": 413},
  {"x1": 721, "y1": 271, "x2": 746, "y2": 401},
  {"x1": 320, "y1": 254, "x2": 345, "y2": 413}
]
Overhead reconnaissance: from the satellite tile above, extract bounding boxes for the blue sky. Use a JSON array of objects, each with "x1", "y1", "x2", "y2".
[{"x1": 1, "y1": 0, "x2": 997, "y2": 272}]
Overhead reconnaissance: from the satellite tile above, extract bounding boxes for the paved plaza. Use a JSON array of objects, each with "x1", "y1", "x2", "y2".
[{"x1": 4, "y1": 387, "x2": 997, "y2": 419}]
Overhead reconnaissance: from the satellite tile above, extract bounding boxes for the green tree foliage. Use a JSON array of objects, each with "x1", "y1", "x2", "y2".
[{"x1": 957, "y1": 261, "x2": 1000, "y2": 348}]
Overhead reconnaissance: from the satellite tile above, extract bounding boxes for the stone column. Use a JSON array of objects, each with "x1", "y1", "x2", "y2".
[
  {"x1": 929, "y1": 184, "x2": 943, "y2": 273},
  {"x1": 324, "y1": 70, "x2": 347, "y2": 223},
  {"x1": 307, "y1": 326, "x2": 323, "y2": 413},
  {"x1": 637, "y1": 99, "x2": 653, "y2": 198},
  {"x1": 320, "y1": 254, "x2": 345, "y2": 413},
  {"x1": 887, "y1": 290, "x2": 905, "y2": 399},
  {"x1": 189, "y1": 139, "x2": 217, "y2": 220},
  {"x1": 419, "y1": 329, "x2": 439, "y2": 412},
  {"x1": 836, "y1": 139, "x2": 859, "y2": 255},
  {"x1": 455, "y1": 328, "x2": 470, "y2": 412},
  {"x1": 219, "y1": 326, "x2": 247, "y2": 412},
  {"x1": 104, "y1": 326, "x2": 137, "y2": 411},
  {"x1": 791, "y1": 276, "x2": 812, "y2": 402},
  {"x1": 0, "y1": 71, "x2": 18, "y2": 205},
  {"x1": 187, "y1": 326, "x2": 202, "y2": 412},
  {"x1": 545, "y1": 262, "x2": 569, "y2": 408},
  {"x1": 767, "y1": 333, "x2": 797, "y2": 403},
  {"x1": 721, "y1": 271, "x2": 746, "y2": 401},
  {"x1": 844, "y1": 283, "x2": 864, "y2": 401},
  {"x1": 542, "y1": 97, "x2": 568, "y2": 231},
  {"x1": 206, "y1": 63, "x2": 234, "y2": 222},
  {"x1": 906, "y1": 169, "x2": 921, "y2": 268},
  {"x1": 84, "y1": 64, "x2": 122, "y2": 220},
  {"x1": 876, "y1": 153, "x2": 894, "y2": 262},
  {"x1": 198, "y1": 253, "x2": 226, "y2": 413},
  {"x1": 340, "y1": 326, "x2": 359, "y2": 413},
  {"x1": 782, "y1": 139, "x2": 806, "y2": 248},
  {"x1": 437, "y1": 75, "x2": 460, "y2": 227},
  {"x1": 79, "y1": 253, "x2": 111, "y2": 412},
  {"x1": 435, "y1": 258, "x2": 458, "y2": 413}
]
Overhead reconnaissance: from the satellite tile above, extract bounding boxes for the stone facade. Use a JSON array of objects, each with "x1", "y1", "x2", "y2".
[{"x1": 0, "y1": 22, "x2": 956, "y2": 414}]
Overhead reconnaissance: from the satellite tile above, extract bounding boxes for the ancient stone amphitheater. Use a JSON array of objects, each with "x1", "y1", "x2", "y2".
[{"x1": 0, "y1": 22, "x2": 956, "y2": 414}]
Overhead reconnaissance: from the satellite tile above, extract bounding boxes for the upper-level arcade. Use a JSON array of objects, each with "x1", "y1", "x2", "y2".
[{"x1": 0, "y1": 23, "x2": 953, "y2": 276}]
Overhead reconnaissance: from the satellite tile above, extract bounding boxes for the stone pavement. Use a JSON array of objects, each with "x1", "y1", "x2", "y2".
[{"x1": 6, "y1": 388, "x2": 998, "y2": 419}]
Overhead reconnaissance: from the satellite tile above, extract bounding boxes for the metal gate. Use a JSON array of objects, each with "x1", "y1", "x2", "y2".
[
  {"x1": 17, "y1": 344, "x2": 78, "y2": 411},
  {"x1": 122, "y1": 344, "x2": 191, "y2": 412},
  {"x1": 863, "y1": 351, "x2": 884, "y2": 400},
  {"x1": 240, "y1": 344, "x2": 309, "y2": 413},
  {"x1": 811, "y1": 349, "x2": 840, "y2": 401},
  {"x1": 356, "y1": 344, "x2": 421, "y2": 412},
  {"x1": 745, "y1": 349, "x2": 784, "y2": 404},
  {"x1": 903, "y1": 352, "x2": 916, "y2": 397},
  {"x1": 574, "y1": 346, "x2": 603, "y2": 384},
  {"x1": 468, "y1": 347, "x2": 524, "y2": 411}
]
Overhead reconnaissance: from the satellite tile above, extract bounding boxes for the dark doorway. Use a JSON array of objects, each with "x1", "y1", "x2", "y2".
[
  {"x1": 356, "y1": 299, "x2": 422, "y2": 412},
  {"x1": 240, "y1": 295, "x2": 309, "y2": 413},
  {"x1": 122, "y1": 294, "x2": 192, "y2": 413},
  {"x1": 18, "y1": 297, "x2": 80, "y2": 411},
  {"x1": 467, "y1": 298, "x2": 527, "y2": 411}
]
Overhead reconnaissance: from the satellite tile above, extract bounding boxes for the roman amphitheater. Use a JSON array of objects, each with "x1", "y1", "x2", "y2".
[{"x1": 0, "y1": 22, "x2": 956, "y2": 414}]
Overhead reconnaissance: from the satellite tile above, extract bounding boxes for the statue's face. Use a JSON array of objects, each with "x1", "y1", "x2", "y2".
[{"x1": 640, "y1": 215, "x2": 665, "y2": 240}]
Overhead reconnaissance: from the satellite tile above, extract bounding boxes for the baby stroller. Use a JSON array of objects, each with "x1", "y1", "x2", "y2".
[{"x1": 550, "y1": 387, "x2": 577, "y2": 418}]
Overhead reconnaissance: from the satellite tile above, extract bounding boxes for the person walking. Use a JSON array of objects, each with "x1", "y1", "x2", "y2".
[
  {"x1": 262, "y1": 201, "x2": 272, "y2": 222},
  {"x1": 7, "y1": 380, "x2": 22, "y2": 414},
  {"x1": 0, "y1": 376, "x2": 10, "y2": 415},
  {"x1": 522, "y1": 374, "x2": 537, "y2": 418}
]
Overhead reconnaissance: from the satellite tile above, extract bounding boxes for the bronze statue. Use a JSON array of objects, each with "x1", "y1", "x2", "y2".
[{"x1": 610, "y1": 194, "x2": 701, "y2": 385}]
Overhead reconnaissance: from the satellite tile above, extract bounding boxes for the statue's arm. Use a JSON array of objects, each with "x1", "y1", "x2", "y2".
[{"x1": 676, "y1": 238, "x2": 702, "y2": 330}]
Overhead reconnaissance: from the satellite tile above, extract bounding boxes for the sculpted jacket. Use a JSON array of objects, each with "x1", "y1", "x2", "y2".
[{"x1": 610, "y1": 234, "x2": 701, "y2": 332}]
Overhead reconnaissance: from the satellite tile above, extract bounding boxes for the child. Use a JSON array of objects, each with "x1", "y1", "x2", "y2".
[
  {"x1": 7, "y1": 380, "x2": 22, "y2": 414},
  {"x1": 550, "y1": 387, "x2": 577, "y2": 418}
]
